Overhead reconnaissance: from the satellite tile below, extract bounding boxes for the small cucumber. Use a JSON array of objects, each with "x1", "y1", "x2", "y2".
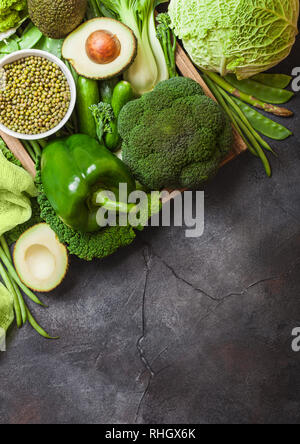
[
  {"x1": 105, "y1": 81, "x2": 134, "y2": 152},
  {"x1": 76, "y1": 76, "x2": 100, "y2": 139},
  {"x1": 100, "y1": 78, "x2": 119, "y2": 104}
]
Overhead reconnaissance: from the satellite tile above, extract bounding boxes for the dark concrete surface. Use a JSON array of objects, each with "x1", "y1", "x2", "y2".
[{"x1": 1, "y1": 37, "x2": 300, "y2": 425}]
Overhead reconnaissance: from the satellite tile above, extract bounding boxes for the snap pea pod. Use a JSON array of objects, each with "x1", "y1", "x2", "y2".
[
  {"x1": 225, "y1": 74, "x2": 294, "y2": 105},
  {"x1": 216, "y1": 85, "x2": 275, "y2": 155},
  {"x1": 205, "y1": 72, "x2": 293, "y2": 117},
  {"x1": 204, "y1": 73, "x2": 272, "y2": 176},
  {"x1": 35, "y1": 36, "x2": 64, "y2": 59},
  {"x1": 19, "y1": 25, "x2": 43, "y2": 50},
  {"x1": 252, "y1": 74, "x2": 292, "y2": 89},
  {"x1": 232, "y1": 97, "x2": 292, "y2": 141}
]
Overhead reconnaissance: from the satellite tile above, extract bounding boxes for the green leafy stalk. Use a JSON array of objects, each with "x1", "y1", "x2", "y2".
[
  {"x1": 156, "y1": 13, "x2": 177, "y2": 79},
  {"x1": 90, "y1": 102, "x2": 114, "y2": 144}
]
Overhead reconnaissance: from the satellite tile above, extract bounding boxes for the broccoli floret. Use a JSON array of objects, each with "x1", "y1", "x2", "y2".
[
  {"x1": 118, "y1": 77, "x2": 233, "y2": 190},
  {"x1": 35, "y1": 159, "x2": 160, "y2": 261}
]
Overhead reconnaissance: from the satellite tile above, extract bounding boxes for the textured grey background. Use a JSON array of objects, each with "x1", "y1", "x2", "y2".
[{"x1": 1, "y1": 35, "x2": 300, "y2": 424}]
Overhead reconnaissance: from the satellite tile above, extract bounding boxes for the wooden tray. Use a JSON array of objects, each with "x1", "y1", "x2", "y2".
[{"x1": 1, "y1": 44, "x2": 247, "y2": 176}]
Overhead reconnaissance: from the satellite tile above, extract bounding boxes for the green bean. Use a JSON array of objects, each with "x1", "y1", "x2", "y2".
[
  {"x1": 19, "y1": 26, "x2": 43, "y2": 50},
  {"x1": 203, "y1": 74, "x2": 257, "y2": 157},
  {"x1": 29, "y1": 141, "x2": 42, "y2": 158},
  {"x1": 252, "y1": 74, "x2": 292, "y2": 89},
  {"x1": 0, "y1": 247, "x2": 46, "y2": 307},
  {"x1": 22, "y1": 140, "x2": 36, "y2": 163},
  {"x1": 0, "y1": 236, "x2": 27, "y2": 324},
  {"x1": 208, "y1": 78, "x2": 272, "y2": 174},
  {"x1": 37, "y1": 139, "x2": 47, "y2": 149},
  {"x1": 225, "y1": 74, "x2": 294, "y2": 105},
  {"x1": 0, "y1": 261, "x2": 22, "y2": 328},
  {"x1": 216, "y1": 88, "x2": 275, "y2": 155},
  {"x1": 26, "y1": 307, "x2": 59, "y2": 340},
  {"x1": 205, "y1": 72, "x2": 293, "y2": 117},
  {"x1": 232, "y1": 97, "x2": 292, "y2": 141},
  {"x1": 229, "y1": 107, "x2": 272, "y2": 177}
]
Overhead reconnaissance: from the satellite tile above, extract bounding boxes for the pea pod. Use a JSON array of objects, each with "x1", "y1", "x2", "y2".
[
  {"x1": 232, "y1": 97, "x2": 292, "y2": 141},
  {"x1": 252, "y1": 74, "x2": 292, "y2": 89},
  {"x1": 19, "y1": 25, "x2": 43, "y2": 50},
  {"x1": 225, "y1": 74, "x2": 294, "y2": 105},
  {"x1": 105, "y1": 81, "x2": 134, "y2": 152},
  {"x1": 76, "y1": 76, "x2": 100, "y2": 138}
]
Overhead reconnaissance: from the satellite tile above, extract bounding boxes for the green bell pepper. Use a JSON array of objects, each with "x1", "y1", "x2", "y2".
[{"x1": 41, "y1": 134, "x2": 136, "y2": 233}]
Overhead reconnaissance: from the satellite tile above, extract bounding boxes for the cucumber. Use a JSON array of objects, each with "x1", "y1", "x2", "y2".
[
  {"x1": 105, "y1": 81, "x2": 134, "y2": 152},
  {"x1": 76, "y1": 76, "x2": 100, "y2": 138},
  {"x1": 99, "y1": 78, "x2": 119, "y2": 104}
]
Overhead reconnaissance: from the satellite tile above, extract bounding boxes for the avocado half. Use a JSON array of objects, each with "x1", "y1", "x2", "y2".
[
  {"x1": 14, "y1": 224, "x2": 68, "y2": 293},
  {"x1": 62, "y1": 18, "x2": 137, "y2": 80},
  {"x1": 28, "y1": 0, "x2": 87, "y2": 39}
]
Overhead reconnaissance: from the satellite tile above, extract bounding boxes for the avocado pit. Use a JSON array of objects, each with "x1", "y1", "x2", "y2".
[{"x1": 86, "y1": 30, "x2": 121, "y2": 64}]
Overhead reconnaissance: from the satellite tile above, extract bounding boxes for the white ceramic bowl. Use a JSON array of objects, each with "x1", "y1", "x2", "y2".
[{"x1": 0, "y1": 49, "x2": 76, "y2": 140}]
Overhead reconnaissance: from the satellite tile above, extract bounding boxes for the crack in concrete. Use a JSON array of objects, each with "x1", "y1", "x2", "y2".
[{"x1": 135, "y1": 245, "x2": 155, "y2": 423}]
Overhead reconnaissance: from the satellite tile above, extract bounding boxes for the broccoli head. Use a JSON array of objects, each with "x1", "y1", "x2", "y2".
[{"x1": 118, "y1": 77, "x2": 233, "y2": 190}]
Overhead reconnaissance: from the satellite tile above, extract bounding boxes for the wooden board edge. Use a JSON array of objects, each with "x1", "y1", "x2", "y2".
[{"x1": 175, "y1": 43, "x2": 247, "y2": 159}]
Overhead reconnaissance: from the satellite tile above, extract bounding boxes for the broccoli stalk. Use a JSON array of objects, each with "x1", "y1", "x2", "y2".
[
  {"x1": 156, "y1": 13, "x2": 178, "y2": 79},
  {"x1": 98, "y1": 0, "x2": 169, "y2": 95}
]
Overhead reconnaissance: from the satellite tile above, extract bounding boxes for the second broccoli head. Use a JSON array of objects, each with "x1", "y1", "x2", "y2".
[{"x1": 119, "y1": 77, "x2": 233, "y2": 190}]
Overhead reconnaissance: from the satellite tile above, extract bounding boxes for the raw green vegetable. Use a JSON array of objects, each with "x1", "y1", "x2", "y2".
[
  {"x1": 252, "y1": 74, "x2": 292, "y2": 90},
  {"x1": 156, "y1": 13, "x2": 177, "y2": 79},
  {"x1": 18, "y1": 23, "x2": 42, "y2": 49},
  {"x1": 36, "y1": 159, "x2": 160, "y2": 261},
  {"x1": 232, "y1": 97, "x2": 292, "y2": 141},
  {"x1": 224, "y1": 74, "x2": 294, "y2": 105},
  {"x1": 100, "y1": 78, "x2": 119, "y2": 104},
  {"x1": 0, "y1": 0, "x2": 27, "y2": 33},
  {"x1": 28, "y1": 0, "x2": 87, "y2": 39},
  {"x1": 90, "y1": 102, "x2": 115, "y2": 145},
  {"x1": 76, "y1": 76, "x2": 100, "y2": 138},
  {"x1": 119, "y1": 77, "x2": 233, "y2": 190},
  {"x1": 41, "y1": 134, "x2": 137, "y2": 233},
  {"x1": 169, "y1": 0, "x2": 299, "y2": 79},
  {"x1": 99, "y1": 0, "x2": 170, "y2": 95},
  {"x1": 105, "y1": 81, "x2": 134, "y2": 151},
  {"x1": 91, "y1": 81, "x2": 134, "y2": 151},
  {"x1": 0, "y1": 139, "x2": 55, "y2": 339},
  {"x1": 205, "y1": 72, "x2": 293, "y2": 117},
  {"x1": 35, "y1": 36, "x2": 64, "y2": 59}
]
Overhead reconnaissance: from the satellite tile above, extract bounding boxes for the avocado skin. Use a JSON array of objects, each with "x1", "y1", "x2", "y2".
[{"x1": 28, "y1": 0, "x2": 88, "y2": 39}]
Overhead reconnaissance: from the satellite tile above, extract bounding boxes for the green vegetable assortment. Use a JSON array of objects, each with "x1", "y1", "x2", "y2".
[{"x1": 0, "y1": 0, "x2": 298, "y2": 344}]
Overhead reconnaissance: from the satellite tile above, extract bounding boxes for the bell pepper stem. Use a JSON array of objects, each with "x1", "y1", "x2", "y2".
[{"x1": 91, "y1": 191, "x2": 136, "y2": 214}]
